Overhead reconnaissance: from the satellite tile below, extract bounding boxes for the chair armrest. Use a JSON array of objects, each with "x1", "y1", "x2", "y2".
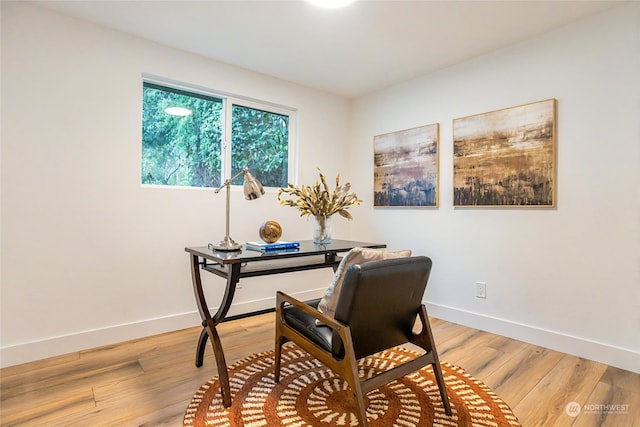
[{"x1": 276, "y1": 291, "x2": 348, "y2": 333}]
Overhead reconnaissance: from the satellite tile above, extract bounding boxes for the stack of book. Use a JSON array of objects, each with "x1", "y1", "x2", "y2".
[{"x1": 245, "y1": 240, "x2": 300, "y2": 253}]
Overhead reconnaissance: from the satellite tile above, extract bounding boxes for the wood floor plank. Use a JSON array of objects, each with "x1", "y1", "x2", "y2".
[
  {"x1": 0, "y1": 386, "x2": 95, "y2": 427},
  {"x1": 599, "y1": 365, "x2": 640, "y2": 394},
  {"x1": 439, "y1": 328, "x2": 499, "y2": 365},
  {"x1": 93, "y1": 361, "x2": 212, "y2": 404},
  {"x1": 486, "y1": 333, "x2": 530, "y2": 357},
  {"x1": 458, "y1": 334, "x2": 531, "y2": 379},
  {"x1": 434, "y1": 324, "x2": 483, "y2": 357},
  {"x1": 0, "y1": 352, "x2": 79, "y2": 379},
  {"x1": 126, "y1": 399, "x2": 189, "y2": 427},
  {"x1": 137, "y1": 336, "x2": 207, "y2": 372},
  {"x1": 453, "y1": 345, "x2": 508, "y2": 379},
  {"x1": 1, "y1": 315, "x2": 638, "y2": 426},
  {"x1": 61, "y1": 378, "x2": 204, "y2": 426},
  {"x1": 512, "y1": 354, "x2": 608, "y2": 426},
  {"x1": 78, "y1": 326, "x2": 197, "y2": 364},
  {"x1": 572, "y1": 381, "x2": 640, "y2": 427},
  {"x1": 482, "y1": 344, "x2": 565, "y2": 407},
  {"x1": 1, "y1": 359, "x2": 145, "y2": 401},
  {"x1": 431, "y1": 320, "x2": 471, "y2": 345}
]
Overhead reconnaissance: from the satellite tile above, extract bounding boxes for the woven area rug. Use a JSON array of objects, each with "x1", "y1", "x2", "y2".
[{"x1": 184, "y1": 344, "x2": 521, "y2": 426}]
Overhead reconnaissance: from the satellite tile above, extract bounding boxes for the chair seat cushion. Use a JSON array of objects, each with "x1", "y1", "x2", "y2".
[{"x1": 283, "y1": 298, "x2": 333, "y2": 352}]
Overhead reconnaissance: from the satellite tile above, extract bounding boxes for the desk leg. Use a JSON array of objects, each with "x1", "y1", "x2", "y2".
[{"x1": 190, "y1": 254, "x2": 240, "y2": 408}]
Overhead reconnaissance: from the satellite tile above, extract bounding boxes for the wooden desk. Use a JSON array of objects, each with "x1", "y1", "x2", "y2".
[{"x1": 185, "y1": 239, "x2": 386, "y2": 407}]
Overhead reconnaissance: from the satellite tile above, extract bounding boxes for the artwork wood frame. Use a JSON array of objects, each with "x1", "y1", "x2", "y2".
[
  {"x1": 453, "y1": 99, "x2": 557, "y2": 207},
  {"x1": 374, "y1": 123, "x2": 439, "y2": 208}
]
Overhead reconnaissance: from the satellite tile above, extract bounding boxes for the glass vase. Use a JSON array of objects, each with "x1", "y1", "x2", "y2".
[{"x1": 313, "y1": 215, "x2": 332, "y2": 244}]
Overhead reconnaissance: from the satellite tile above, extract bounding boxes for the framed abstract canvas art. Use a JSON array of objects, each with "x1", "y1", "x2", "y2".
[
  {"x1": 374, "y1": 123, "x2": 439, "y2": 208},
  {"x1": 453, "y1": 99, "x2": 556, "y2": 207}
]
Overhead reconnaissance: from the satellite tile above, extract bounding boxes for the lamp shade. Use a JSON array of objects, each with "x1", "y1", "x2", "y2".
[{"x1": 243, "y1": 171, "x2": 265, "y2": 200}]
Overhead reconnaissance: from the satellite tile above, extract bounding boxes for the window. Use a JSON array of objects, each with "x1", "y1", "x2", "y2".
[{"x1": 142, "y1": 81, "x2": 293, "y2": 188}]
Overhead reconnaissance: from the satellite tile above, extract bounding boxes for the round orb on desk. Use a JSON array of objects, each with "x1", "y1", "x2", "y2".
[{"x1": 259, "y1": 220, "x2": 282, "y2": 243}]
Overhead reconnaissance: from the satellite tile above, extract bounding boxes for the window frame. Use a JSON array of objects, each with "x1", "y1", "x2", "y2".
[{"x1": 141, "y1": 75, "x2": 297, "y2": 190}]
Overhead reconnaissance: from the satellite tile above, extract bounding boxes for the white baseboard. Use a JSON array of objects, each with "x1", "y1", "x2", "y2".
[
  {"x1": 0, "y1": 288, "x2": 324, "y2": 368},
  {"x1": 8, "y1": 294, "x2": 635, "y2": 373},
  {"x1": 425, "y1": 302, "x2": 640, "y2": 374}
]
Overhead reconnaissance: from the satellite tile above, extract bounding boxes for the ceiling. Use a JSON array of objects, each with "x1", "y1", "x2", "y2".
[{"x1": 32, "y1": 0, "x2": 622, "y2": 99}]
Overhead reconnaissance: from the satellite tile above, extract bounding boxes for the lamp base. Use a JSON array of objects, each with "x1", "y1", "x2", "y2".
[{"x1": 210, "y1": 236, "x2": 242, "y2": 251}]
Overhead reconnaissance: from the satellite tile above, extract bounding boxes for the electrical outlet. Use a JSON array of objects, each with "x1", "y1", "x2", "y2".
[{"x1": 475, "y1": 282, "x2": 487, "y2": 299}]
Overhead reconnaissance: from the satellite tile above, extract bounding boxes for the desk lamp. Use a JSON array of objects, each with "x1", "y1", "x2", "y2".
[{"x1": 210, "y1": 168, "x2": 264, "y2": 251}]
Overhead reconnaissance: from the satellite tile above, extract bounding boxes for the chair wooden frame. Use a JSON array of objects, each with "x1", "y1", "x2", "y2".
[{"x1": 274, "y1": 289, "x2": 452, "y2": 426}]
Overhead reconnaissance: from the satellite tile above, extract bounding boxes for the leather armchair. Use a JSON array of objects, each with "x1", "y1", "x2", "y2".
[{"x1": 274, "y1": 256, "x2": 451, "y2": 426}]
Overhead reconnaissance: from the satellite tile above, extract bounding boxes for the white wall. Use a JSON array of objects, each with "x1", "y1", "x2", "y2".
[
  {"x1": 350, "y1": 4, "x2": 640, "y2": 373},
  {"x1": 2, "y1": 2, "x2": 638, "y2": 373},
  {"x1": 0, "y1": 2, "x2": 353, "y2": 366}
]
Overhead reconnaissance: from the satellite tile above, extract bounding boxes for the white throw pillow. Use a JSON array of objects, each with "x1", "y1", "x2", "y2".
[{"x1": 317, "y1": 247, "x2": 412, "y2": 320}]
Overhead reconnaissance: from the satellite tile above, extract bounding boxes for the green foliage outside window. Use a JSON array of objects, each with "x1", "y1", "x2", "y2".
[
  {"x1": 231, "y1": 105, "x2": 289, "y2": 187},
  {"x1": 142, "y1": 83, "x2": 223, "y2": 187},
  {"x1": 142, "y1": 82, "x2": 290, "y2": 188}
]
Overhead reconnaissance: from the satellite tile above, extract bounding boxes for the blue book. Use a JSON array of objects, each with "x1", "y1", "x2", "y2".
[{"x1": 245, "y1": 240, "x2": 300, "y2": 252}]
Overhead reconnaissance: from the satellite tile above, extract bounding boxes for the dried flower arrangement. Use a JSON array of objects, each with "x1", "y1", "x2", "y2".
[{"x1": 277, "y1": 168, "x2": 363, "y2": 219}]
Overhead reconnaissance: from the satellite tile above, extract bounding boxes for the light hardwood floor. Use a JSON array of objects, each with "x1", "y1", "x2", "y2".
[{"x1": 1, "y1": 313, "x2": 638, "y2": 426}]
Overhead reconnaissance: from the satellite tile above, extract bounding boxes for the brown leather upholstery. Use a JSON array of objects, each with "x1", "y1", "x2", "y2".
[
  {"x1": 275, "y1": 256, "x2": 451, "y2": 426},
  {"x1": 282, "y1": 298, "x2": 333, "y2": 351}
]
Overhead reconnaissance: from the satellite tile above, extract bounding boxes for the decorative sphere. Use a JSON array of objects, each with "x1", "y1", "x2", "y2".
[{"x1": 259, "y1": 220, "x2": 282, "y2": 243}]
